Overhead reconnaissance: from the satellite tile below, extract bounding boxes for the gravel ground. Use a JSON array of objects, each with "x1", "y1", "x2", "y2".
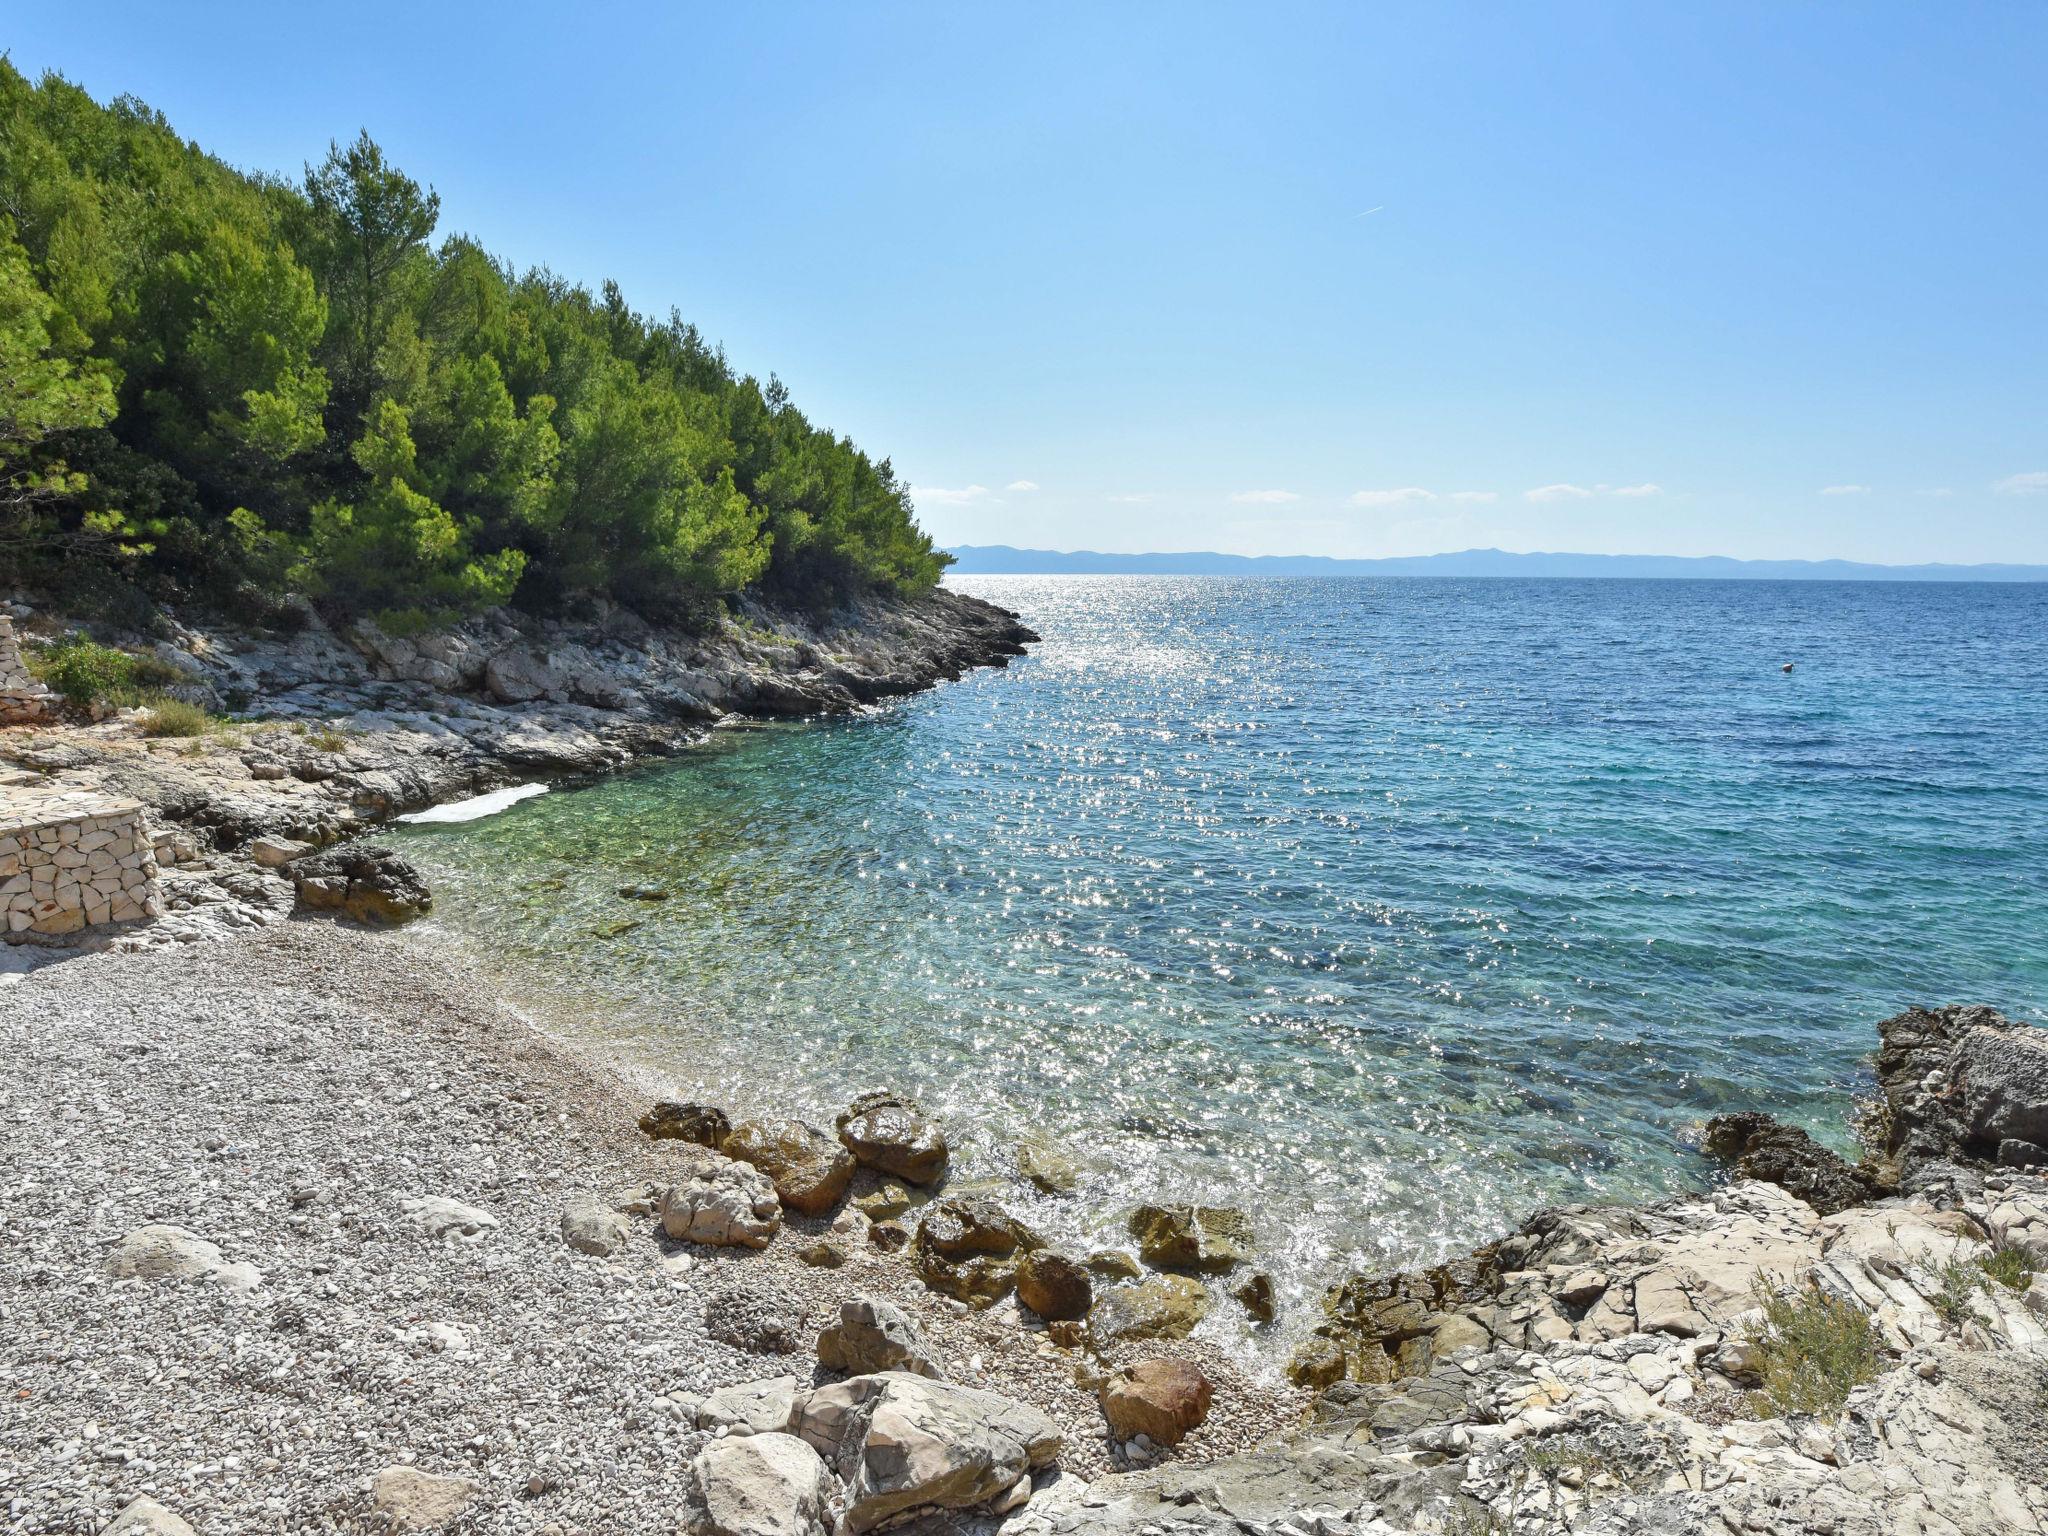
[{"x1": 0, "y1": 923, "x2": 1300, "y2": 1534}]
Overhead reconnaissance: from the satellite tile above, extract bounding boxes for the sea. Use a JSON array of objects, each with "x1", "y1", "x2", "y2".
[{"x1": 389, "y1": 575, "x2": 2048, "y2": 1362}]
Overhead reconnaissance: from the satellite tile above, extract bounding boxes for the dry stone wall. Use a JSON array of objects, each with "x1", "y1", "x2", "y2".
[
  {"x1": 0, "y1": 616, "x2": 55, "y2": 725},
  {"x1": 2, "y1": 788, "x2": 161, "y2": 940}
]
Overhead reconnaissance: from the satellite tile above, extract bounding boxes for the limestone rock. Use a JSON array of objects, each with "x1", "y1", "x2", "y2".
[
  {"x1": 724, "y1": 1118, "x2": 856, "y2": 1216},
  {"x1": 662, "y1": 1156, "x2": 782, "y2": 1249},
  {"x1": 291, "y1": 843, "x2": 431, "y2": 925},
  {"x1": 370, "y1": 1466, "x2": 478, "y2": 1531},
  {"x1": 1016, "y1": 1249, "x2": 1093, "y2": 1321},
  {"x1": 484, "y1": 647, "x2": 555, "y2": 704},
  {"x1": 1128, "y1": 1203, "x2": 1252, "y2": 1274},
  {"x1": 104, "y1": 1224, "x2": 261, "y2": 1292},
  {"x1": 100, "y1": 1496, "x2": 196, "y2": 1535},
  {"x1": 248, "y1": 834, "x2": 311, "y2": 867},
  {"x1": 639, "y1": 1100, "x2": 731, "y2": 1146},
  {"x1": 835, "y1": 1090, "x2": 949, "y2": 1185},
  {"x1": 1089, "y1": 1275, "x2": 1210, "y2": 1344},
  {"x1": 1232, "y1": 1270, "x2": 1276, "y2": 1323},
  {"x1": 853, "y1": 1181, "x2": 915, "y2": 1220},
  {"x1": 402, "y1": 1196, "x2": 498, "y2": 1243},
  {"x1": 1017, "y1": 1134, "x2": 1082, "y2": 1194},
  {"x1": 791, "y1": 1371, "x2": 1061, "y2": 1532},
  {"x1": 676, "y1": 1431, "x2": 834, "y2": 1536},
  {"x1": 817, "y1": 1297, "x2": 945, "y2": 1380},
  {"x1": 1703, "y1": 1110, "x2": 1876, "y2": 1214},
  {"x1": 560, "y1": 1194, "x2": 629, "y2": 1256},
  {"x1": 1088, "y1": 1250, "x2": 1144, "y2": 1282},
  {"x1": 696, "y1": 1376, "x2": 801, "y2": 1436},
  {"x1": 910, "y1": 1196, "x2": 1044, "y2": 1308},
  {"x1": 1875, "y1": 1004, "x2": 2048, "y2": 1178},
  {"x1": 1100, "y1": 1358, "x2": 1214, "y2": 1447}
]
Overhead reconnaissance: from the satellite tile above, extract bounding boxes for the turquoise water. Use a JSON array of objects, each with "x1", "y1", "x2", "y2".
[{"x1": 393, "y1": 576, "x2": 2048, "y2": 1352}]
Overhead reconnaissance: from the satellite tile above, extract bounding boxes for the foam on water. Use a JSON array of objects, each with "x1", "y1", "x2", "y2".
[{"x1": 391, "y1": 576, "x2": 2048, "y2": 1366}]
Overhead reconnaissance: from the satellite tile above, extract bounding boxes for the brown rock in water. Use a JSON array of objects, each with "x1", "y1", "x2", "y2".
[
  {"x1": 291, "y1": 844, "x2": 430, "y2": 925},
  {"x1": 1016, "y1": 1249, "x2": 1093, "y2": 1321},
  {"x1": 1100, "y1": 1358, "x2": 1214, "y2": 1446},
  {"x1": 836, "y1": 1091, "x2": 950, "y2": 1185},
  {"x1": 1233, "y1": 1270, "x2": 1276, "y2": 1323},
  {"x1": 724, "y1": 1118, "x2": 856, "y2": 1215},
  {"x1": 1702, "y1": 1111, "x2": 1877, "y2": 1215},
  {"x1": 1129, "y1": 1203, "x2": 1253, "y2": 1274},
  {"x1": 911, "y1": 1196, "x2": 1044, "y2": 1308},
  {"x1": 638, "y1": 1101, "x2": 730, "y2": 1146},
  {"x1": 1088, "y1": 1275, "x2": 1209, "y2": 1344}
]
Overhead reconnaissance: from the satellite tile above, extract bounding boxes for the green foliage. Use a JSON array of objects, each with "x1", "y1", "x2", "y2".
[
  {"x1": 0, "y1": 63, "x2": 946, "y2": 625},
  {"x1": 1747, "y1": 1281, "x2": 1883, "y2": 1419},
  {"x1": 137, "y1": 694, "x2": 212, "y2": 737},
  {"x1": 25, "y1": 634, "x2": 189, "y2": 706},
  {"x1": 1978, "y1": 1241, "x2": 2042, "y2": 1294}
]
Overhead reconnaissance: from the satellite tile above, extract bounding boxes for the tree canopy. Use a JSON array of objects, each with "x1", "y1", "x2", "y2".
[{"x1": 0, "y1": 64, "x2": 948, "y2": 629}]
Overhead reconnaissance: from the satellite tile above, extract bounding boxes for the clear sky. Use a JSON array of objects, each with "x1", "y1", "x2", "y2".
[{"x1": 9, "y1": 3, "x2": 2046, "y2": 563}]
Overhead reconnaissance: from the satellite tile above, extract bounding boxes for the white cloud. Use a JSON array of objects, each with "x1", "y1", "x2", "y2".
[
  {"x1": 1612, "y1": 483, "x2": 1663, "y2": 497},
  {"x1": 1231, "y1": 489, "x2": 1302, "y2": 504},
  {"x1": 1524, "y1": 483, "x2": 1594, "y2": 502},
  {"x1": 1106, "y1": 492, "x2": 1154, "y2": 504},
  {"x1": 1349, "y1": 487, "x2": 1436, "y2": 507},
  {"x1": 912, "y1": 484, "x2": 994, "y2": 506},
  {"x1": 1819, "y1": 484, "x2": 1870, "y2": 496},
  {"x1": 1446, "y1": 490, "x2": 1499, "y2": 503},
  {"x1": 1006, "y1": 480, "x2": 1040, "y2": 492},
  {"x1": 1993, "y1": 470, "x2": 2048, "y2": 496}
]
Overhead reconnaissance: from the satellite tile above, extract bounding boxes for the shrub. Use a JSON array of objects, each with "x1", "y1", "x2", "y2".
[
  {"x1": 137, "y1": 696, "x2": 212, "y2": 738},
  {"x1": 1747, "y1": 1281, "x2": 1882, "y2": 1419},
  {"x1": 25, "y1": 635, "x2": 194, "y2": 707},
  {"x1": 1978, "y1": 1241, "x2": 2042, "y2": 1294}
]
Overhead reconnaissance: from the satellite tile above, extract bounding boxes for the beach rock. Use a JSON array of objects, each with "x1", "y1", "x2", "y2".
[
  {"x1": 1099, "y1": 1359, "x2": 1214, "y2": 1447},
  {"x1": 705, "y1": 1277, "x2": 806, "y2": 1355},
  {"x1": 248, "y1": 834, "x2": 311, "y2": 867},
  {"x1": 1089, "y1": 1275, "x2": 1210, "y2": 1343},
  {"x1": 1874, "y1": 1004, "x2": 2048, "y2": 1179},
  {"x1": 560, "y1": 1194, "x2": 629, "y2": 1256},
  {"x1": 100, "y1": 1496, "x2": 196, "y2": 1535},
  {"x1": 1088, "y1": 1250, "x2": 1144, "y2": 1282},
  {"x1": 1703, "y1": 1110, "x2": 1877, "y2": 1214},
  {"x1": 291, "y1": 843, "x2": 431, "y2": 925},
  {"x1": 910, "y1": 1196, "x2": 1044, "y2": 1308},
  {"x1": 1016, "y1": 1134, "x2": 1082, "y2": 1194},
  {"x1": 1016, "y1": 1249, "x2": 1093, "y2": 1321},
  {"x1": 1129, "y1": 1203, "x2": 1253, "y2": 1274},
  {"x1": 724, "y1": 1118, "x2": 857, "y2": 1216},
  {"x1": 639, "y1": 1100, "x2": 731, "y2": 1146},
  {"x1": 791, "y1": 1371, "x2": 1061, "y2": 1532},
  {"x1": 662, "y1": 1157, "x2": 782, "y2": 1249},
  {"x1": 853, "y1": 1181, "x2": 915, "y2": 1220},
  {"x1": 817, "y1": 1297, "x2": 946, "y2": 1379},
  {"x1": 402, "y1": 1195, "x2": 498, "y2": 1243},
  {"x1": 104, "y1": 1225, "x2": 261, "y2": 1292},
  {"x1": 835, "y1": 1090, "x2": 950, "y2": 1185},
  {"x1": 695, "y1": 1376, "x2": 801, "y2": 1436},
  {"x1": 676, "y1": 1432, "x2": 834, "y2": 1536},
  {"x1": 370, "y1": 1466, "x2": 478, "y2": 1531},
  {"x1": 1233, "y1": 1270, "x2": 1276, "y2": 1323}
]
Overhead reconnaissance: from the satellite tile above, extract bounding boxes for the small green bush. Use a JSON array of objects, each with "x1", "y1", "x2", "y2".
[
  {"x1": 1748, "y1": 1281, "x2": 1883, "y2": 1419},
  {"x1": 137, "y1": 696, "x2": 212, "y2": 738},
  {"x1": 26, "y1": 635, "x2": 194, "y2": 707},
  {"x1": 1978, "y1": 1242, "x2": 2042, "y2": 1294}
]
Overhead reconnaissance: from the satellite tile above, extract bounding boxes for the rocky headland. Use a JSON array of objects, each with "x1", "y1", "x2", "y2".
[{"x1": 3, "y1": 594, "x2": 2047, "y2": 1535}]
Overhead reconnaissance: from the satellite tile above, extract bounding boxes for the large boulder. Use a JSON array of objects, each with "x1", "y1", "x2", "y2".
[
  {"x1": 676, "y1": 1432, "x2": 835, "y2": 1536},
  {"x1": 791, "y1": 1371, "x2": 1061, "y2": 1532},
  {"x1": 640, "y1": 1101, "x2": 731, "y2": 1146},
  {"x1": 835, "y1": 1091, "x2": 950, "y2": 1185},
  {"x1": 560, "y1": 1194, "x2": 630, "y2": 1256},
  {"x1": 1015, "y1": 1249, "x2": 1093, "y2": 1321},
  {"x1": 724, "y1": 1118, "x2": 857, "y2": 1216},
  {"x1": 291, "y1": 843, "x2": 431, "y2": 925},
  {"x1": 1089, "y1": 1275, "x2": 1210, "y2": 1344},
  {"x1": 1129, "y1": 1204, "x2": 1252, "y2": 1274},
  {"x1": 910, "y1": 1196, "x2": 1044, "y2": 1308},
  {"x1": 100, "y1": 1497, "x2": 196, "y2": 1535},
  {"x1": 1702, "y1": 1111, "x2": 1878, "y2": 1214},
  {"x1": 817, "y1": 1297, "x2": 945, "y2": 1379},
  {"x1": 104, "y1": 1225, "x2": 261, "y2": 1293},
  {"x1": 1875, "y1": 1006, "x2": 2048, "y2": 1175},
  {"x1": 1100, "y1": 1359, "x2": 1214, "y2": 1447},
  {"x1": 370, "y1": 1467, "x2": 478, "y2": 1532},
  {"x1": 484, "y1": 646, "x2": 556, "y2": 704},
  {"x1": 696, "y1": 1376, "x2": 802, "y2": 1436},
  {"x1": 662, "y1": 1154, "x2": 783, "y2": 1249}
]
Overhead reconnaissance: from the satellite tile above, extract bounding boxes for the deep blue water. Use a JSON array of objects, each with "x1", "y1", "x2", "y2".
[{"x1": 393, "y1": 576, "x2": 2048, "y2": 1354}]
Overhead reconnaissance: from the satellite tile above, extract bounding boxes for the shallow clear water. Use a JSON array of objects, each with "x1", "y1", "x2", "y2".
[{"x1": 393, "y1": 576, "x2": 2048, "y2": 1355}]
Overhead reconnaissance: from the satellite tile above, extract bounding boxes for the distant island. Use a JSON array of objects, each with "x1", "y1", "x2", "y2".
[{"x1": 947, "y1": 545, "x2": 2048, "y2": 582}]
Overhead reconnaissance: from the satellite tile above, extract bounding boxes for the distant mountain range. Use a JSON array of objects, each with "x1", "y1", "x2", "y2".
[{"x1": 946, "y1": 545, "x2": 2048, "y2": 582}]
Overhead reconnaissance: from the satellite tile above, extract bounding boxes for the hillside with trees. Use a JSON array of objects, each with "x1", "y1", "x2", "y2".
[{"x1": 0, "y1": 63, "x2": 949, "y2": 632}]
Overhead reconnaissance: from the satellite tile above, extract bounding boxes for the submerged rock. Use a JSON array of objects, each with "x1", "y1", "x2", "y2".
[
  {"x1": 724, "y1": 1118, "x2": 856, "y2": 1216},
  {"x1": 835, "y1": 1091, "x2": 950, "y2": 1185},
  {"x1": 1089, "y1": 1275, "x2": 1210, "y2": 1344},
  {"x1": 1128, "y1": 1203, "x2": 1253, "y2": 1274}
]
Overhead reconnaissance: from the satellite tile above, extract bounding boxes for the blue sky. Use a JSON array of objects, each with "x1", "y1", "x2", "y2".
[{"x1": 10, "y1": 3, "x2": 2046, "y2": 562}]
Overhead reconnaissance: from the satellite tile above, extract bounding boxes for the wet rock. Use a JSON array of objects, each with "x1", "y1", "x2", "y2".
[
  {"x1": 661, "y1": 1155, "x2": 782, "y2": 1249},
  {"x1": 104, "y1": 1225, "x2": 262, "y2": 1293},
  {"x1": 817, "y1": 1297, "x2": 946, "y2": 1379},
  {"x1": 1100, "y1": 1358, "x2": 1214, "y2": 1447},
  {"x1": 1703, "y1": 1110, "x2": 1878, "y2": 1215},
  {"x1": 1016, "y1": 1249, "x2": 1094, "y2": 1321},
  {"x1": 1017, "y1": 1134, "x2": 1082, "y2": 1194},
  {"x1": 1129, "y1": 1203, "x2": 1252, "y2": 1274},
  {"x1": 791, "y1": 1371, "x2": 1061, "y2": 1532},
  {"x1": 291, "y1": 843, "x2": 431, "y2": 925},
  {"x1": 853, "y1": 1180, "x2": 915, "y2": 1220},
  {"x1": 370, "y1": 1466, "x2": 478, "y2": 1532},
  {"x1": 676, "y1": 1431, "x2": 834, "y2": 1536},
  {"x1": 1088, "y1": 1250, "x2": 1144, "y2": 1282},
  {"x1": 910, "y1": 1196, "x2": 1044, "y2": 1308},
  {"x1": 639, "y1": 1101, "x2": 731, "y2": 1146},
  {"x1": 724, "y1": 1118, "x2": 857, "y2": 1216},
  {"x1": 1089, "y1": 1275, "x2": 1210, "y2": 1344},
  {"x1": 835, "y1": 1090, "x2": 949, "y2": 1185},
  {"x1": 1232, "y1": 1270, "x2": 1276, "y2": 1323},
  {"x1": 560, "y1": 1194, "x2": 629, "y2": 1256}
]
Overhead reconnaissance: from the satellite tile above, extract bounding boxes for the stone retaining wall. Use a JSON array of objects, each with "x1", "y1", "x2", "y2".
[
  {"x1": 0, "y1": 616, "x2": 56, "y2": 725},
  {"x1": 2, "y1": 788, "x2": 161, "y2": 940}
]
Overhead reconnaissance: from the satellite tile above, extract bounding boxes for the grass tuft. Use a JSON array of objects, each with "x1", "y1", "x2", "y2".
[{"x1": 1747, "y1": 1280, "x2": 1883, "y2": 1419}]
